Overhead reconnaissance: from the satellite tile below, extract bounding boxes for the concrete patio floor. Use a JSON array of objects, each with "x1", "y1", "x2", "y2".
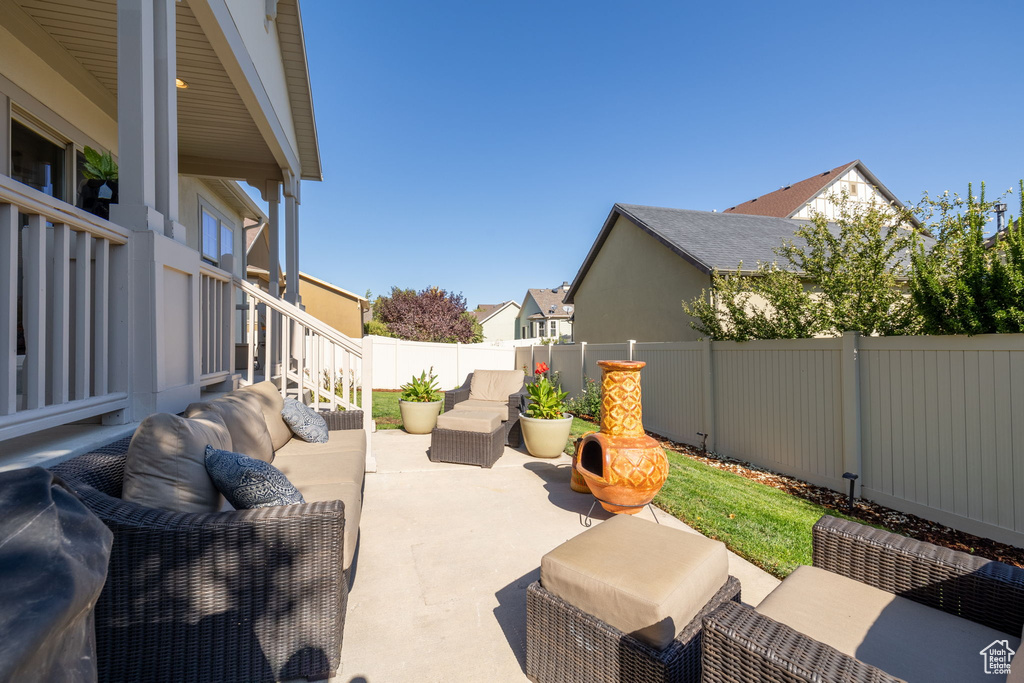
[{"x1": 333, "y1": 430, "x2": 780, "y2": 683}]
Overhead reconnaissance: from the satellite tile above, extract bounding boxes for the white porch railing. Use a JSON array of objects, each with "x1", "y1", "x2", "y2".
[
  {"x1": 0, "y1": 175, "x2": 129, "y2": 441},
  {"x1": 199, "y1": 263, "x2": 234, "y2": 387},
  {"x1": 233, "y1": 278, "x2": 372, "y2": 436}
]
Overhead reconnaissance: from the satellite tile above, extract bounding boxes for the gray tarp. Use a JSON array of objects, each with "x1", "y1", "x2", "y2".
[{"x1": 0, "y1": 467, "x2": 112, "y2": 683}]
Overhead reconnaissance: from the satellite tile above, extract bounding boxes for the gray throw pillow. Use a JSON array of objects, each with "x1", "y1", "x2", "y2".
[
  {"x1": 281, "y1": 398, "x2": 329, "y2": 443},
  {"x1": 204, "y1": 446, "x2": 305, "y2": 509}
]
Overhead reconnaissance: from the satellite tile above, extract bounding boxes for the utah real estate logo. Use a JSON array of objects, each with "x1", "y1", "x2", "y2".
[{"x1": 980, "y1": 640, "x2": 1015, "y2": 675}]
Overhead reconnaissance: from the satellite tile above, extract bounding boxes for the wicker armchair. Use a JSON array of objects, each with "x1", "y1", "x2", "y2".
[
  {"x1": 445, "y1": 372, "x2": 528, "y2": 446},
  {"x1": 49, "y1": 411, "x2": 364, "y2": 683},
  {"x1": 701, "y1": 516, "x2": 1024, "y2": 683}
]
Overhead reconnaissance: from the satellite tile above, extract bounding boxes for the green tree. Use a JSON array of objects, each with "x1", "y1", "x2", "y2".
[
  {"x1": 684, "y1": 192, "x2": 921, "y2": 340},
  {"x1": 462, "y1": 311, "x2": 485, "y2": 343},
  {"x1": 910, "y1": 182, "x2": 1024, "y2": 334}
]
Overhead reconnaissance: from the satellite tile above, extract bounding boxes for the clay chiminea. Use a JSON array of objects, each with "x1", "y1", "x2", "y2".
[{"x1": 574, "y1": 360, "x2": 668, "y2": 514}]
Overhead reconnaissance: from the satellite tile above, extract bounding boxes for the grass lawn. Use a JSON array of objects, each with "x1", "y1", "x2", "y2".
[{"x1": 564, "y1": 416, "x2": 854, "y2": 579}]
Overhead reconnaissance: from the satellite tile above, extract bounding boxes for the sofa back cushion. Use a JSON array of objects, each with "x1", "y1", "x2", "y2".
[
  {"x1": 185, "y1": 394, "x2": 274, "y2": 463},
  {"x1": 122, "y1": 412, "x2": 231, "y2": 512},
  {"x1": 237, "y1": 381, "x2": 292, "y2": 450},
  {"x1": 468, "y1": 370, "x2": 524, "y2": 402}
]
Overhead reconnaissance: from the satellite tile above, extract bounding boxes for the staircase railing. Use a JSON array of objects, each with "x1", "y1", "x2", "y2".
[{"x1": 234, "y1": 278, "x2": 372, "y2": 439}]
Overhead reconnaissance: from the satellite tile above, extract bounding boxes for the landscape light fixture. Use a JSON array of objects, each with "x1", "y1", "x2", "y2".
[{"x1": 842, "y1": 472, "x2": 859, "y2": 511}]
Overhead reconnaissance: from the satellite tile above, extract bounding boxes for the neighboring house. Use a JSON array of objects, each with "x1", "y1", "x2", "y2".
[
  {"x1": 0, "y1": 1, "x2": 324, "y2": 442},
  {"x1": 470, "y1": 300, "x2": 520, "y2": 342},
  {"x1": 516, "y1": 283, "x2": 574, "y2": 340},
  {"x1": 297, "y1": 273, "x2": 369, "y2": 339},
  {"x1": 566, "y1": 161, "x2": 919, "y2": 344},
  {"x1": 724, "y1": 160, "x2": 915, "y2": 224},
  {"x1": 245, "y1": 224, "x2": 367, "y2": 338}
]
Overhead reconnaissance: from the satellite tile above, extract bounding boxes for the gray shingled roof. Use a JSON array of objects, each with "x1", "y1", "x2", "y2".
[
  {"x1": 565, "y1": 203, "x2": 931, "y2": 304},
  {"x1": 525, "y1": 287, "x2": 574, "y2": 319}
]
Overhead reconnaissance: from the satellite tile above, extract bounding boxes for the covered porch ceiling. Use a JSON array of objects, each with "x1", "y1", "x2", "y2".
[{"x1": 5, "y1": 0, "x2": 319, "y2": 184}]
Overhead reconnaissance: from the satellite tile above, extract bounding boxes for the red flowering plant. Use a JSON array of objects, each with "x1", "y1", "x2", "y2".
[{"x1": 525, "y1": 362, "x2": 568, "y2": 419}]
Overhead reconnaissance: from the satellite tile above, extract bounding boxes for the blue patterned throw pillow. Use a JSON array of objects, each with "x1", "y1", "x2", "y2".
[
  {"x1": 204, "y1": 446, "x2": 305, "y2": 509},
  {"x1": 281, "y1": 397, "x2": 329, "y2": 443}
]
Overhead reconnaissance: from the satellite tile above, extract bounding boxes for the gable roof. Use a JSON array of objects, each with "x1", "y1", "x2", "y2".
[
  {"x1": 564, "y1": 203, "x2": 931, "y2": 304},
  {"x1": 723, "y1": 160, "x2": 912, "y2": 223},
  {"x1": 524, "y1": 287, "x2": 574, "y2": 319},
  {"x1": 471, "y1": 300, "x2": 519, "y2": 324}
]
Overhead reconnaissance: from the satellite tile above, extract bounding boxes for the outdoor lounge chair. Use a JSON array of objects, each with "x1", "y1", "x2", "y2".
[
  {"x1": 445, "y1": 370, "x2": 528, "y2": 447},
  {"x1": 701, "y1": 515, "x2": 1024, "y2": 683}
]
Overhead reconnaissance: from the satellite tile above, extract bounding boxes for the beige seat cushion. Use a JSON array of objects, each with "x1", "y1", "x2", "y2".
[
  {"x1": 299, "y1": 482, "x2": 362, "y2": 571},
  {"x1": 237, "y1": 382, "x2": 292, "y2": 450},
  {"x1": 451, "y1": 399, "x2": 508, "y2": 422},
  {"x1": 272, "y1": 435, "x2": 365, "y2": 489},
  {"x1": 468, "y1": 370, "x2": 524, "y2": 402},
  {"x1": 436, "y1": 410, "x2": 501, "y2": 433},
  {"x1": 756, "y1": 565, "x2": 1020, "y2": 683},
  {"x1": 185, "y1": 394, "x2": 274, "y2": 463},
  {"x1": 122, "y1": 412, "x2": 231, "y2": 513},
  {"x1": 541, "y1": 514, "x2": 728, "y2": 650}
]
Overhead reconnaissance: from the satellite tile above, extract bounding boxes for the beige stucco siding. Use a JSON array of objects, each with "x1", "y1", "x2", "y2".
[
  {"x1": 480, "y1": 305, "x2": 519, "y2": 342},
  {"x1": 224, "y1": 0, "x2": 299, "y2": 160},
  {"x1": 572, "y1": 215, "x2": 711, "y2": 343},
  {"x1": 299, "y1": 277, "x2": 364, "y2": 339},
  {"x1": 0, "y1": 25, "x2": 117, "y2": 153}
]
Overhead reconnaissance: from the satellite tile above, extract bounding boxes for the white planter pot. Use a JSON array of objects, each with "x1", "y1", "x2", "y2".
[
  {"x1": 520, "y1": 413, "x2": 573, "y2": 458},
  {"x1": 399, "y1": 400, "x2": 442, "y2": 434}
]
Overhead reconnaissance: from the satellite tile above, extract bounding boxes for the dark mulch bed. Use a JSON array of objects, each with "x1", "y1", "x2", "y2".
[{"x1": 647, "y1": 433, "x2": 1024, "y2": 569}]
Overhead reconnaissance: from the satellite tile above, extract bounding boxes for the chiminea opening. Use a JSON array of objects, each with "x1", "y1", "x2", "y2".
[{"x1": 579, "y1": 440, "x2": 604, "y2": 478}]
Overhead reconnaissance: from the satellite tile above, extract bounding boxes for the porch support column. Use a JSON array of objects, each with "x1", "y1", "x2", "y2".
[
  {"x1": 266, "y1": 180, "x2": 281, "y2": 299},
  {"x1": 153, "y1": 0, "x2": 184, "y2": 242},
  {"x1": 283, "y1": 175, "x2": 300, "y2": 306},
  {"x1": 110, "y1": 0, "x2": 163, "y2": 233}
]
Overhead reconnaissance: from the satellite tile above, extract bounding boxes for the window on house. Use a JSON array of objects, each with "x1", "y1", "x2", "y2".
[
  {"x1": 200, "y1": 202, "x2": 235, "y2": 267},
  {"x1": 549, "y1": 320, "x2": 557, "y2": 336},
  {"x1": 10, "y1": 119, "x2": 66, "y2": 201}
]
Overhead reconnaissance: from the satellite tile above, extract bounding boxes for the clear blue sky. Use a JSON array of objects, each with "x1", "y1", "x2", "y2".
[{"x1": 285, "y1": 0, "x2": 1023, "y2": 308}]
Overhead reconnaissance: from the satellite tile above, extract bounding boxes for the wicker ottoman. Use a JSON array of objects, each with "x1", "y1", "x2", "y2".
[
  {"x1": 526, "y1": 515, "x2": 741, "y2": 683},
  {"x1": 429, "y1": 410, "x2": 505, "y2": 468}
]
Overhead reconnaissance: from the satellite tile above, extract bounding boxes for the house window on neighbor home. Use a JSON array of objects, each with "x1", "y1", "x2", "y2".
[
  {"x1": 200, "y1": 202, "x2": 235, "y2": 268},
  {"x1": 549, "y1": 320, "x2": 557, "y2": 336}
]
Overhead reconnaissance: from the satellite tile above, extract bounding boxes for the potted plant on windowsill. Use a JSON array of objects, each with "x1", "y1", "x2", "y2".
[
  {"x1": 398, "y1": 368, "x2": 443, "y2": 434},
  {"x1": 520, "y1": 362, "x2": 573, "y2": 458},
  {"x1": 78, "y1": 146, "x2": 118, "y2": 221}
]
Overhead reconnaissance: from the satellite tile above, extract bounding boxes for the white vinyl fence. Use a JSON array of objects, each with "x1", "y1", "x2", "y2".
[
  {"x1": 367, "y1": 336, "x2": 516, "y2": 390},
  {"x1": 518, "y1": 333, "x2": 1024, "y2": 547}
]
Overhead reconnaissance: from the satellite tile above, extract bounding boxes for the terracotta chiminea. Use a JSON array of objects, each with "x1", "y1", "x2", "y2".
[{"x1": 574, "y1": 360, "x2": 668, "y2": 514}]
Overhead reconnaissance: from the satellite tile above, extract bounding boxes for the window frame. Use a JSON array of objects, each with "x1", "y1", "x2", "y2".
[
  {"x1": 198, "y1": 198, "x2": 237, "y2": 269},
  {"x1": 9, "y1": 108, "x2": 76, "y2": 204}
]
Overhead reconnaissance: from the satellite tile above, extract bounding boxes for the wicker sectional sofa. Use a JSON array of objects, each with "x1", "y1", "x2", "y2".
[{"x1": 51, "y1": 381, "x2": 366, "y2": 683}]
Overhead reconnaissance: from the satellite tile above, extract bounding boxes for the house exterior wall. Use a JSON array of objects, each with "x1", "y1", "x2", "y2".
[
  {"x1": 480, "y1": 304, "x2": 518, "y2": 342},
  {"x1": 224, "y1": 0, "x2": 299, "y2": 159},
  {"x1": 572, "y1": 215, "x2": 711, "y2": 343},
  {"x1": 298, "y1": 277, "x2": 364, "y2": 339},
  {"x1": 791, "y1": 166, "x2": 890, "y2": 220},
  {"x1": 178, "y1": 177, "x2": 245, "y2": 277},
  {"x1": 0, "y1": 25, "x2": 118, "y2": 155}
]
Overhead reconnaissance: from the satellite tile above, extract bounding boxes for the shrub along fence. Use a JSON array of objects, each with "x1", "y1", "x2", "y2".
[{"x1": 516, "y1": 333, "x2": 1024, "y2": 547}]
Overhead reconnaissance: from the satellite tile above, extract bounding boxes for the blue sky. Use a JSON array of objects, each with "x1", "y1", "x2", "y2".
[{"x1": 283, "y1": 0, "x2": 1023, "y2": 308}]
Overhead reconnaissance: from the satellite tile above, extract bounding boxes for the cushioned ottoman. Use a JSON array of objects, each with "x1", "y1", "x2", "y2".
[
  {"x1": 429, "y1": 410, "x2": 504, "y2": 468},
  {"x1": 526, "y1": 515, "x2": 740, "y2": 683}
]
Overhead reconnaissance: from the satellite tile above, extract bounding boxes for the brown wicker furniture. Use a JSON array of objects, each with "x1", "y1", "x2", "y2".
[
  {"x1": 50, "y1": 388, "x2": 366, "y2": 683},
  {"x1": 446, "y1": 370, "x2": 528, "y2": 446},
  {"x1": 429, "y1": 410, "x2": 505, "y2": 468},
  {"x1": 526, "y1": 515, "x2": 740, "y2": 683},
  {"x1": 702, "y1": 515, "x2": 1024, "y2": 683}
]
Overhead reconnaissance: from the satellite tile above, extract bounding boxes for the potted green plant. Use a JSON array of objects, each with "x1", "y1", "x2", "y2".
[
  {"x1": 399, "y1": 368, "x2": 443, "y2": 434},
  {"x1": 78, "y1": 146, "x2": 118, "y2": 220},
  {"x1": 519, "y1": 362, "x2": 573, "y2": 458}
]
